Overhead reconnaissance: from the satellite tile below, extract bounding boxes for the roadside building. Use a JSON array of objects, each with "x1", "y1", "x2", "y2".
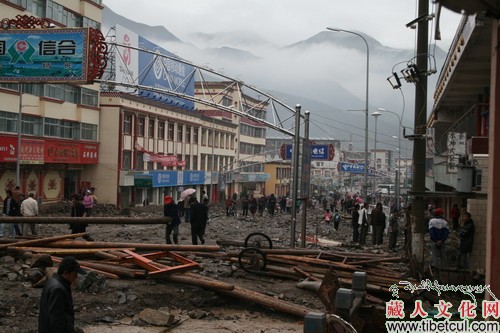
[{"x1": 0, "y1": 0, "x2": 103, "y2": 203}]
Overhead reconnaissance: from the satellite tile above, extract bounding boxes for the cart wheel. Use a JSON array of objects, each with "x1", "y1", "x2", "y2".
[
  {"x1": 238, "y1": 247, "x2": 267, "y2": 272},
  {"x1": 244, "y1": 232, "x2": 273, "y2": 249}
]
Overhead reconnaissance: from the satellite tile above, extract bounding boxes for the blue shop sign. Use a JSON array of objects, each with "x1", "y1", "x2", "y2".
[{"x1": 151, "y1": 170, "x2": 178, "y2": 187}]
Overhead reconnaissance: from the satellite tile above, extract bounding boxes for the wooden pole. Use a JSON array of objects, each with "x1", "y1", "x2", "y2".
[
  {"x1": 0, "y1": 233, "x2": 88, "y2": 250},
  {"x1": 0, "y1": 217, "x2": 170, "y2": 224}
]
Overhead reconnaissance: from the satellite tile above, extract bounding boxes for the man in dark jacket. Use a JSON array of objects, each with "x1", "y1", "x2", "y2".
[
  {"x1": 458, "y1": 212, "x2": 475, "y2": 269},
  {"x1": 164, "y1": 196, "x2": 181, "y2": 244},
  {"x1": 189, "y1": 197, "x2": 208, "y2": 245},
  {"x1": 39, "y1": 256, "x2": 86, "y2": 333},
  {"x1": 370, "y1": 202, "x2": 386, "y2": 246}
]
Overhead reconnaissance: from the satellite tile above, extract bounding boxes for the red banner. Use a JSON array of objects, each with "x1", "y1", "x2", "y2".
[
  {"x1": 0, "y1": 136, "x2": 44, "y2": 164},
  {"x1": 136, "y1": 142, "x2": 185, "y2": 167},
  {"x1": 45, "y1": 140, "x2": 98, "y2": 164},
  {"x1": 0, "y1": 136, "x2": 98, "y2": 164}
]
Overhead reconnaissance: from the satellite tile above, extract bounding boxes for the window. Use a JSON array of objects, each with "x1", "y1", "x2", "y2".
[
  {"x1": 123, "y1": 114, "x2": 132, "y2": 135},
  {"x1": 177, "y1": 124, "x2": 183, "y2": 142},
  {"x1": 61, "y1": 120, "x2": 79, "y2": 139},
  {"x1": 81, "y1": 88, "x2": 98, "y2": 107},
  {"x1": 22, "y1": 114, "x2": 43, "y2": 136},
  {"x1": 193, "y1": 127, "x2": 199, "y2": 144},
  {"x1": 148, "y1": 119, "x2": 155, "y2": 138},
  {"x1": 158, "y1": 121, "x2": 165, "y2": 139},
  {"x1": 167, "y1": 123, "x2": 174, "y2": 140},
  {"x1": 184, "y1": 155, "x2": 191, "y2": 169},
  {"x1": 135, "y1": 151, "x2": 144, "y2": 170},
  {"x1": 214, "y1": 132, "x2": 219, "y2": 148},
  {"x1": 122, "y1": 150, "x2": 132, "y2": 170},
  {"x1": 81, "y1": 123, "x2": 97, "y2": 141},
  {"x1": 177, "y1": 154, "x2": 183, "y2": 168},
  {"x1": 201, "y1": 128, "x2": 207, "y2": 146},
  {"x1": 220, "y1": 133, "x2": 225, "y2": 148},
  {"x1": 44, "y1": 118, "x2": 60, "y2": 137},
  {"x1": 185, "y1": 126, "x2": 191, "y2": 143},
  {"x1": 0, "y1": 111, "x2": 18, "y2": 133},
  {"x1": 208, "y1": 130, "x2": 213, "y2": 147},
  {"x1": 23, "y1": 84, "x2": 43, "y2": 97},
  {"x1": 137, "y1": 117, "x2": 145, "y2": 136},
  {"x1": 201, "y1": 154, "x2": 206, "y2": 170},
  {"x1": 192, "y1": 155, "x2": 198, "y2": 170},
  {"x1": 46, "y1": 84, "x2": 65, "y2": 100},
  {"x1": 29, "y1": 0, "x2": 46, "y2": 17}
]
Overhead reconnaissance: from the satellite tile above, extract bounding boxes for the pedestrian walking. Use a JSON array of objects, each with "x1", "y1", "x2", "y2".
[
  {"x1": 70, "y1": 194, "x2": 93, "y2": 241},
  {"x1": 189, "y1": 197, "x2": 208, "y2": 245},
  {"x1": 38, "y1": 256, "x2": 86, "y2": 333},
  {"x1": 83, "y1": 190, "x2": 94, "y2": 217},
  {"x1": 358, "y1": 203, "x2": 369, "y2": 246},
  {"x1": 351, "y1": 204, "x2": 360, "y2": 243},
  {"x1": 20, "y1": 192, "x2": 38, "y2": 235},
  {"x1": 457, "y1": 212, "x2": 475, "y2": 269},
  {"x1": 163, "y1": 195, "x2": 181, "y2": 244},
  {"x1": 428, "y1": 208, "x2": 449, "y2": 269},
  {"x1": 370, "y1": 202, "x2": 386, "y2": 246}
]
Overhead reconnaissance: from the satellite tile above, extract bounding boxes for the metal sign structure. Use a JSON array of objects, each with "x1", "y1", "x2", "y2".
[
  {"x1": 0, "y1": 16, "x2": 107, "y2": 83},
  {"x1": 281, "y1": 143, "x2": 335, "y2": 160}
]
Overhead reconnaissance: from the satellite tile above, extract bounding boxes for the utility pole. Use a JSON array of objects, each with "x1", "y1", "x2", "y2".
[
  {"x1": 411, "y1": 0, "x2": 429, "y2": 264},
  {"x1": 290, "y1": 105, "x2": 301, "y2": 248}
]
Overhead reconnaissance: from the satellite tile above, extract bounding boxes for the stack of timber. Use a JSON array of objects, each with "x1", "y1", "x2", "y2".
[{"x1": 1, "y1": 234, "x2": 417, "y2": 315}]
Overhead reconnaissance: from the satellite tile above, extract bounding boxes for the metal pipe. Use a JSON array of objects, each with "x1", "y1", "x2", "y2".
[
  {"x1": 326, "y1": 28, "x2": 369, "y2": 199},
  {"x1": 290, "y1": 104, "x2": 301, "y2": 248},
  {"x1": 300, "y1": 111, "x2": 310, "y2": 248}
]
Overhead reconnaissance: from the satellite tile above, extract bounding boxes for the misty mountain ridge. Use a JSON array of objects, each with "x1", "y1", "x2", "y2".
[{"x1": 102, "y1": 5, "x2": 444, "y2": 151}]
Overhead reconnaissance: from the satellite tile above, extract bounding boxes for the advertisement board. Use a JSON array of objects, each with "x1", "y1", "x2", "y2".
[
  {"x1": 114, "y1": 25, "x2": 195, "y2": 110},
  {"x1": 282, "y1": 143, "x2": 334, "y2": 161},
  {"x1": 0, "y1": 28, "x2": 91, "y2": 83}
]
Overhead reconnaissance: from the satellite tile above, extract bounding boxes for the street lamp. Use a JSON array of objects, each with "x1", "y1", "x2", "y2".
[
  {"x1": 371, "y1": 111, "x2": 381, "y2": 194},
  {"x1": 378, "y1": 108, "x2": 403, "y2": 210},
  {"x1": 326, "y1": 27, "x2": 369, "y2": 200}
]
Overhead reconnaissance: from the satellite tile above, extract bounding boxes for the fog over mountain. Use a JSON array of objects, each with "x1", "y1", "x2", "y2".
[{"x1": 103, "y1": 6, "x2": 446, "y2": 155}]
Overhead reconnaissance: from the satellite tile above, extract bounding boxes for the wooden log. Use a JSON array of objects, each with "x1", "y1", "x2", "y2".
[
  {"x1": 293, "y1": 267, "x2": 321, "y2": 281},
  {"x1": 218, "y1": 285, "x2": 316, "y2": 318},
  {"x1": 348, "y1": 256, "x2": 403, "y2": 265},
  {"x1": 51, "y1": 256, "x2": 120, "y2": 279},
  {"x1": 8, "y1": 246, "x2": 135, "y2": 255},
  {"x1": 0, "y1": 216, "x2": 170, "y2": 225},
  {"x1": 46, "y1": 240, "x2": 221, "y2": 252},
  {"x1": 77, "y1": 260, "x2": 146, "y2": 278},
  {"x1": 0, "y1": 233, "x2": 88, "y2": 250}
]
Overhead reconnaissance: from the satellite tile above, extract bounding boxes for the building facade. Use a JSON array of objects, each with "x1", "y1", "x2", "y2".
[
  {"x1": 195, "y1": 82, "x2": 269, "y2": 198},
  {"x1": 0, "y1": 0, "x2": 103, "y2": 203},
  {"x1": 98, "y1": 93, "x2": 237, "y2": 207}
]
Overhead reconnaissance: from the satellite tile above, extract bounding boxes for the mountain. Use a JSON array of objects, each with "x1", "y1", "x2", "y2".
[{"x1": 102, "y1": 6, "x2": 446, "y2": 151}]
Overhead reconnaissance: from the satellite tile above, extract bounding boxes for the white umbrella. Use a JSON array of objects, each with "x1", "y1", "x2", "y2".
[{"x1": 180, "y1": 188, "x2": 196, "y2": 199}]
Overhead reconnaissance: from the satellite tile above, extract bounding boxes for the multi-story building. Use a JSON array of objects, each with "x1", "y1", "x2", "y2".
[
  {"x1": 263, "y1": 161, "x2": 291, "y2": 197},
  {"x1": 266, "y1": 137, "x2": 340, "y2": 196},
  {"x1": 97, "y1": 93, "x2": 237, "y2": 207},
  {"x1": 195, "y1": 82, "x2": 269, "y2": 198},
  {"x1": 0, "y1": 0, "x2": 103, "y2": 203},
  {"x1": 428, "y1": 12, "x2": 490, "y2": 271}
]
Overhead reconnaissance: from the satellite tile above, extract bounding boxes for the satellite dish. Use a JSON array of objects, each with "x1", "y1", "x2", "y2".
[{"x1": 437, "y1": 0, "x2": 500, "y2": 17}]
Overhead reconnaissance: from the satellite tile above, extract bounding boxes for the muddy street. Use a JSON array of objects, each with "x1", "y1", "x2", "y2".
[{"x1": 0, "y1": 202, "x2": 410, "y2": 332}]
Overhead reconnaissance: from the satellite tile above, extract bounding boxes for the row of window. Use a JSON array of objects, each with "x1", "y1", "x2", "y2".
[
  {"x1": 8, "y1": 0, "x2": 100, "y2": 29},
  {"x1": 123, "y1": 114, "x2": 236, "y2": 149},
  {"x1": 240, "y1": 142, "x2": 264, "y2": 155},
  {"x1": 0, "y1": 111, "x2": 98, "y2": 141},
  {"x1": 240, "y1": 123, "x2": 266, "y2": 138},
  {"x1": 0, "y1": 83, "x2": 99, "y2": 108}
]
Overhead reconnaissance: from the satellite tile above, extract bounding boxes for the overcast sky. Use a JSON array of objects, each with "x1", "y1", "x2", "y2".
[{"x1": 103, "y1": 0, "x2": 462, "y2": 50}]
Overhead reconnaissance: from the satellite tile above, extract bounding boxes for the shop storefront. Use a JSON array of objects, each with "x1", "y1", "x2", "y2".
[{"x1": 0, "y1": 135, "x2": 98, "y2": 203}]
